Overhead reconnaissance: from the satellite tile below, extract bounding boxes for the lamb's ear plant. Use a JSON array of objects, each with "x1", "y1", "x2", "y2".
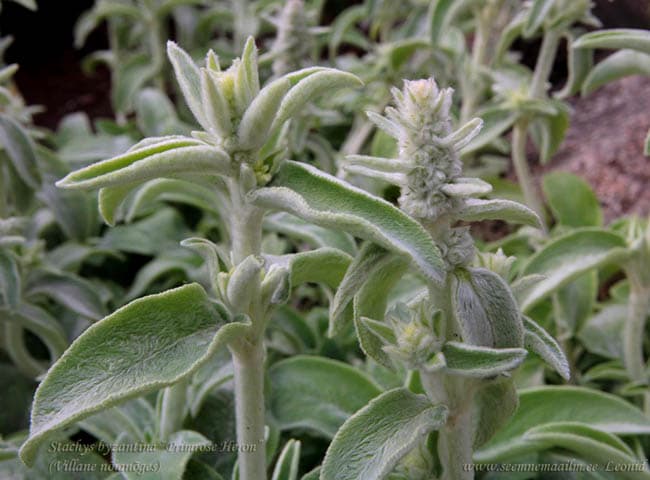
[
  {"x1": 17, "y1": 37, "x2": 467, "y2": 480},
  {"x1": 76, "y1": 0, "x2": 210, "y2": 115},
  {"x1": 468, "y1": 0, "x2": 599, "y2": 221},
  {"x1": 318, "y1": 78, "x2": 567, "y2": 480}
]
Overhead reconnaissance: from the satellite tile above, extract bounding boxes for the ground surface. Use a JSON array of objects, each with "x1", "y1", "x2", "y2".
[{"x1": 539, "y1": 75, "x2": 650, "y2": 222}]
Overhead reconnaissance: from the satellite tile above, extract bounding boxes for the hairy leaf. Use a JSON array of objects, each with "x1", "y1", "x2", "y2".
[
  {"x1": 523, "y1": 423, "x2": 643, "y2": 479},
  {"x1": 269, "y1": 356, "x2": 381, "y2": 438},
  {"x1": 574, "y1": 29, "x2": 650, "y2": 55},
  {"x1": 456, "y1": 198, "x2": 541, "y2": 228},
  {"x1": 269, "y1": 70, "x2": 362, "y2": 133},
  {"x1": 57, "y1": 138, "x2": 230, "y2": 190},
  {"x1": 0, "y1": 249, "x2": 20, "y2": 310},
  {"x1": 441, "y1": 342, "x2": 527, "y2": 377},
  {"x1": 321, "y1": 388, "x2": 447, "y2": 480},
  {"x1": 523, "y1": 0, "x2": 555, "y2": 38},
  {"x1": 577, "y1": 304, "x2": 626, "y2": 360},
  {"x1": 330, "y1": 243, "x2": 393, "y2": 336},
  {"x1": 581, "y1": 50, "x2": 650, "y2": 95},
  {"x1": 353, "y1": 253, "x2": 409, "y2": 370},
  {"x1": 476, "y1": 386, "x2": 650, "y2": 462},
  {"x1": 451, "y1": 268, "x2": 524, "y2": 348},
  {"x1": 25, "y1": 270, "x2": 106, "y2": 320},
  {"x1": 167, "y1": 41, "x2": 207, "y2": 128},
  {"x1": 265, "y1": 248, "x2": 352, "y2": 290},
  {"x1": 20, "y1": 284, "x2": 249, "y2": 465},
  {"x1": 0, "y1": 114, "x2": 40, "y2": 188},
  {"x1": 542, "y1": 171, "x2": 602, "y2": 227},
  {"x1": 250, "y1": 161, "x2": 445, "y2": 283},
  {"x1": 238, "y1": 77, "x2": 291, "y2": 150},
  {"x1": 271, "y1": 439, "x2": 301, "y2": 480},
  {"x1": 520, "y1": 229, "x2": 629, "y2": 312},
  {"x1": 113, "y1": 430, "x2": 211, "y2": 480},
  {"x1": 264, "y1": 212, "x2": 357, "y2": 255},
  {"x1": 523, "y1": 316, "x2": 570, "y2": 380}
]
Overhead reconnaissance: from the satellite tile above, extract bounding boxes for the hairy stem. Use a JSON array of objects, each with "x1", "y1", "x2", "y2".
[
  {"x1": 421, "y1": 274, "x2": 475, "y2": 480},
  {"x1": 422, "y1": 373, "x2": 474, "y2": 480},
  {"x1": 623, "y1": 284, "x2": 650, "y2": 384},
  {"x1": 510, "y1": 29, "x2": 561, "y2": 225},
  {"x1": 511, "y1": 119, "x2": 545, "y2": 225},
  {"x1": 530, "y1": 30, "x2": 561, "y2": 99},
  {"x1": 438, "y1": 409, "x2": 474, "y2": 480},
  {"x1": 231, "y1": 339, "x2": 267, "y2": 480},
  {"x1": 158, "y1": 380, "x2": 188, "y2": 441},
  {"x1": 226, "y1": 177, "x2": 267, "y2": 479},
  {"x1": 228, "y1": 179, "x2": 263, "y2": 265}
]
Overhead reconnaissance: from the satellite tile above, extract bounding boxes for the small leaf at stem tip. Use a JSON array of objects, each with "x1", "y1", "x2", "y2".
[
  {"x1": 237, "y1": 77, "x2": 291, "y2": 150},
  {"x1": 226, "y1": 255, "x2": 263, "y2": 313},
  {"x1": 270, "y1": 69, "x2": 362, "y2": 132},
  {"x1": 235, "y1": 36, "x2": 260, "y2": 112},
  {"x1": 201, "y1": 69, "x2": 233, "y2": 139},
  {"x1": 167, "y1": 41, "x2": 206, "y2": 127}
]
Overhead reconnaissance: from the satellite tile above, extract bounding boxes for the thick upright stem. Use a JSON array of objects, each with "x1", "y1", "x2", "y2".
[
  {"x1": 421, "y1": 275, "x2": 475, "y2": 480},
  {"x1": 438, "y1": 410, "x2": 474, "y2": 480},
  {"x1": 422, "y1": 373, "x2": 474, "y2": 480},
  {"x1": 530, "y1": 30, "x2": 561, "y2": 99},
  {"x1": 231, "y1": 339, "x2": 267, "y2": 480},
  {"x1": 623, "y1": 284, "x2": 650, "y2": 384},
  {"x1": 510, "y1": 30, "x2": 561, "y2": 226},
  {"x1": 226, "y1": 177, "x2": 267, "y2": 479},
  {"x1": 228, "y1": 179, "x2": 263, "y2": 265},
  {"x1": 512, "y1": 119, "x2": 545, "y2": 225}
]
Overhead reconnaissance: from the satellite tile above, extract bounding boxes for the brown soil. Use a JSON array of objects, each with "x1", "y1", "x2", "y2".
[{"x1": 538, "y1": 75, "x2": 650, "y2": 223}]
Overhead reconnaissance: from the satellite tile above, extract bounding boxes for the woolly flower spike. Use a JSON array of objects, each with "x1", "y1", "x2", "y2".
[{"x1": 346, "y1": 78, "x2": 482, "y2": 221}]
